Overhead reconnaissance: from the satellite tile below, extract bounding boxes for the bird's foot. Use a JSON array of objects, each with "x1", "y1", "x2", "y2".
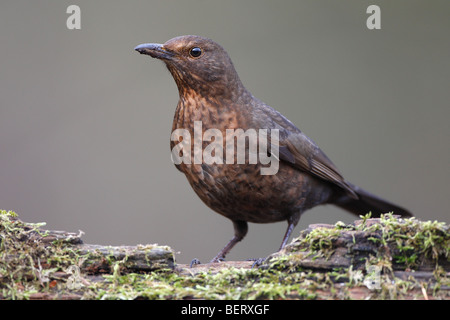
[
  {"x1": 190, "y1": 256, "x2": 226, "y2": 268},
  {"x1": 209, "y1": 257, "x2": 225, "y2": 263},
  {"x1": 189, "y1": 258, "x2": 202, "y2": 268},
  {"x1": 248, "y1": 258, "x2": 266, "y2": 268}
]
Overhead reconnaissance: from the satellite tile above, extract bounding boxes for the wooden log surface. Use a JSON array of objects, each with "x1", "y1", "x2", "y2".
[{"x1": 0, "y1": 211, "x2": 448, "y2": 300}]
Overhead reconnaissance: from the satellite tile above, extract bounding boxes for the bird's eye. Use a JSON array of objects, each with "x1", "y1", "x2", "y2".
[{"x1": 189, "y1": 47, "x2": 202, "y2": 58}]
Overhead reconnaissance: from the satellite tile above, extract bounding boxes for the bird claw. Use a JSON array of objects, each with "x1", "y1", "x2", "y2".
[
  {"x1": 250, "y1": 258, "x2": 266, "y2": 268},
  {"x1": 252, "y1": 259, "x2": 265, "y2": 268},
  {"x1": 190, "y1": 256, "x2": 228, "y2": 268},
  {"x1": 189, "y1": 258, "x2": 201, "y2": 268}
]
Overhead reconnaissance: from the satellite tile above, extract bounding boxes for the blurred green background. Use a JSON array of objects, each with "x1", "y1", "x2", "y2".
[{"x1": 1, "y1": 0, "x2": 449, "y2": 264}]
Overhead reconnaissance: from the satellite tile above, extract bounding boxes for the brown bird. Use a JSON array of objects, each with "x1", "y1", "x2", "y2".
[{"x1": 135, "y1": 35, "x2": 412, "y2": 263}]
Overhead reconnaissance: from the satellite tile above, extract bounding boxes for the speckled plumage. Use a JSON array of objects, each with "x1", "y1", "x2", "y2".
[{"x1": 135, "y1": 35, "x2": 412, "y2": 262}]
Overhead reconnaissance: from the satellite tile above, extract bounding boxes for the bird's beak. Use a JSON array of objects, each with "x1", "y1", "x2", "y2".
[{"x1": 134, "y1": 43, "x2": 174, "y2": 60}]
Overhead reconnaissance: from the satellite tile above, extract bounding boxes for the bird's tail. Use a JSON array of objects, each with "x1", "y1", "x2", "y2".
[{"x1": 334, "y1": 183, "x2": 413, "y2": 218}]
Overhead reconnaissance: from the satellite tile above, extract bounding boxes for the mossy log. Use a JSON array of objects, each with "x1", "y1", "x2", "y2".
[
  {"x1": 263, "y1": 218, "x2": 450, "y2": 272},
  {"x1": 0, "y1": 210, "x2": 448, "y2": 300}
]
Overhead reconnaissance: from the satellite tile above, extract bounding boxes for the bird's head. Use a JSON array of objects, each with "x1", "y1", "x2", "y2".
[{"x1": 135, "y1": 35, "x2": 246, "y2": 100}]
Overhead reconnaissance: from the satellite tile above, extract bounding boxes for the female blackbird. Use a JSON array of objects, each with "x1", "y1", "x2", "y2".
[{"x1": 135, "y1": 35, "x2": 412, "y2": 263}]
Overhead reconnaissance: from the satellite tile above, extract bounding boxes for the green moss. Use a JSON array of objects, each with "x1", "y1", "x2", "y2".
[
  {"x1": 258, "y1": 213, "x2": 449, "y2": 299},
  {"x1": 85, "y1": 266, "x2": 325, "y2": 300},
  {"x1": 354, "y1": 214, "x2": 449, "y2": 269},
  {"x1": 0, "y1": 210, "x2": 88, "y2": 299},
  {"x1": 1, "y1": 210, "x2": 448, "y2": 300}
]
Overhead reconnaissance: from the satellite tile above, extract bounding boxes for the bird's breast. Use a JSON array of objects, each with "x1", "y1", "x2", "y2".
[
  {"x1": 173, "y1": 94, "x2": 246, "y2": 130},
  {"x1": 168, "y1": 95, "x2": 334, "y2": 223}
]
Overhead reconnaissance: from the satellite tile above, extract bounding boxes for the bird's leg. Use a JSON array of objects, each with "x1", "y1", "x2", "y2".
[
  {"x1": 210, "y1": 220, "x2": 248, "y2": 263},
  {"x1": 279, "y1": 220, "x2": 296, "y2": 250},
  {"x1": 252, "y1": 218, "x2": 298, "y2": 268}
]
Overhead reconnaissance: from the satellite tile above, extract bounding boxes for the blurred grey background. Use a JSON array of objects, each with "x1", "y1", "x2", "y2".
[{"x1": 1, "y1": 0, "x2": 449, "y2": 264}]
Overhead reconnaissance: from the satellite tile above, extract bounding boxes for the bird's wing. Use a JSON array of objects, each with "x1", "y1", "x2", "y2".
[
  {"x1": 252, "y1": 101, "x2": 358, "y2": 199},
  {"x1": 275, "y1": 130, "x2": 357, "y2": 199}
]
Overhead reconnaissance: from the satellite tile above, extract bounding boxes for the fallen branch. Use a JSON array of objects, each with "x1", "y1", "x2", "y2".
[{"x1": 0, "y1": 210, "x2": 448, "y2": 300}]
